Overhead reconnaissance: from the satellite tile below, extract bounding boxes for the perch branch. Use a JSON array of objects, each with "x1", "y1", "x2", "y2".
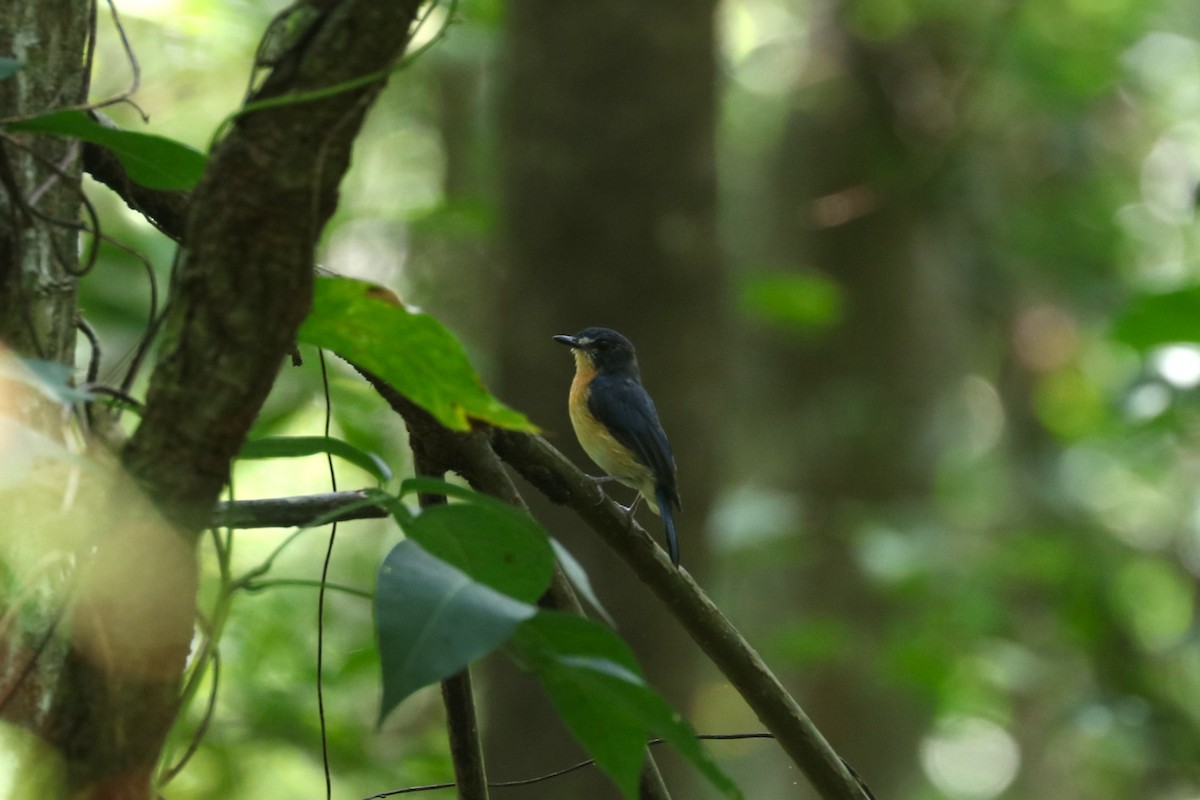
[{"x1": 491, "y1": 430, "x2": 874, "y2": 800}]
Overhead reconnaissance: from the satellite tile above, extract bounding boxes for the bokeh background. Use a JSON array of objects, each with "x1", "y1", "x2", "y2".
[{"x1": 68, "y1": 0, "x2": 1200, "y2": 797}]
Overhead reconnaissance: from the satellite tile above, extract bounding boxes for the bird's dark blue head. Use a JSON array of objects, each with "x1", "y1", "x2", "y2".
[{"x1": 553, "y1": 327, "x2": 639, "y2": 376}]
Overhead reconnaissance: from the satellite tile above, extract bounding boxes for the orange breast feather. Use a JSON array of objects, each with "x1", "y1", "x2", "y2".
[{"x1": 568, "y1": 355, "x2": 654, "y2": 493}]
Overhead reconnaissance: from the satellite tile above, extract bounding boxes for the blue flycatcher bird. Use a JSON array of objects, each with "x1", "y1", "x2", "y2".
[{"x1": 553, "y1": 327, "x2": 682, "y2": 565}]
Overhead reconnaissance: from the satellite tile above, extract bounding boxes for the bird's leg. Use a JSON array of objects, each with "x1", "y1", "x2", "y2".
[
  {"x1": 585, "y1": 474, "x2": 621, "y2": 485},
  {"x1": 583, "y1": 474, "x2": 621, "y2": 506},
  {"x1": 618, "y1": 493, "x2": 644, "y2": 527}
]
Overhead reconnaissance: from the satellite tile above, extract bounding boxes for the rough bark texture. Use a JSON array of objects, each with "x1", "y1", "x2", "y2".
[
  {"x1": 495, "y1": 0, "x2": 725, "y2": 794},
  {"x1": 0, "y1": 0, "x2": 89, "y2": 362},
  {"x1": 121, "y1": 0, "x2": 421, "y2": 532}
]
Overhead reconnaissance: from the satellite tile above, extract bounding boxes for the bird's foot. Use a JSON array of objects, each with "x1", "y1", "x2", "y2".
[
  {"x1": 618, "y1": 493, "x2": 644, "y2": 528},
  {"x1": 584, "y1": 474, "x2": 618, "y2": 505},
  {"x1": 585, "y1": 474, "x2": 621, "y2": 485}
]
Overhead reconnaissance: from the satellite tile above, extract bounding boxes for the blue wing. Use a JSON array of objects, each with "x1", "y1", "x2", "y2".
[{"x1": 587, "y1": 374, "x2": 679, "y2": 506}]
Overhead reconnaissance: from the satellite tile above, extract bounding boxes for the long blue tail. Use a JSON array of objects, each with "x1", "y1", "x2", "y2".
[{"x1": 656, "y1": 485, "x2": 680, "y2": 566}]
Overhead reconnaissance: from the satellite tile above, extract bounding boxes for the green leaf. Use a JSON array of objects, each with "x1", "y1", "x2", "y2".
[
  {"x1": 298, "y1": 276, "x2": 535, "y2": 432},
  {"x1": 0, "y1": 57, "x2": 24, "y2": 80},
  {"x1": 6, "y1": 109, "x2": 206, "y2": 190},
  {"x1": 395, "y1": 477, "x2": 555, "y2": 603},
  {"x1": 239, "y1": 435, "x2": 392, "y2": 483},
  {"x1": 374, "y1": 540, "x2": 537, "y2": 724},
  {"x1": 1113, "y1": 287, "x2": 1200, "y2": 350},
  {"x1": 513, "y1": 612, "x2": 742, "y2": 799},
  {"x1": 739, "y1": 272, "x2": 843, "y2": 333},
  {"x1": 408, "y1": 502, "x2": 554, "y2": 604}
]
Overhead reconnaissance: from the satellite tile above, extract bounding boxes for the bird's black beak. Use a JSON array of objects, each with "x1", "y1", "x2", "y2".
[{"x1": 553, "y1": 334, "x2": 579, "y2": 348}]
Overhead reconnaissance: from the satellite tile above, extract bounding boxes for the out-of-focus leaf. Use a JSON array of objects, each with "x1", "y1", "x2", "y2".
[
  {"x1": 1113, "y1": 287, "x2": 1200, "y2": 350},
  {"x1": 239, "y1": 435, "x2": 392, "y2": 483},
  {"x1": 375, "y1": 540, "x2": 536, "y2": 724},
  {"x1": 739, "y1": 272, "x2": 842, "y2": 333},
  {"x1": 298, "y1": 276, "x2": 535, "y2": 432},
  {"x1": 513, "y1": 611, "x2": 742, "y2": 799},
  {"x1": 6, "y1": 109, "x2": 206, "y2": 190}
]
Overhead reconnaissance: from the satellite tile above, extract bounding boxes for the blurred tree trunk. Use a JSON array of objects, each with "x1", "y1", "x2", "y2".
[
  {"x1": 748, "y1": 17, "x2": 969, "y2": 795},
  {"x1": 491, "y1": 0, "x2": 724, "y2": 795}
]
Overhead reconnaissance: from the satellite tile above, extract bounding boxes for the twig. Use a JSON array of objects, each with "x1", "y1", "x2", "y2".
[{"x1": 211, "y1": 490, "x2": 388, "y2": 529}]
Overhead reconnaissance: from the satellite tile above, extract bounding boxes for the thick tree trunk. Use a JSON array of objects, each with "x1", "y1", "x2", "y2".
[
  {"x1": 746, "y1": 20, "x2": 968, "y2": 794},
  {"x1": 494, "y1": 0, "x2": 724, "y2": 795}
]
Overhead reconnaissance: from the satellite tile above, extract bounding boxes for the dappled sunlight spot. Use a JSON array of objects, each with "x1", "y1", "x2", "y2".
[
  {"x1": 920, "y1": 716, "x2": 1019, "y2": 800},
  {"x1": 0, "y1": 721, "x2": 64, "y2": 799},
  {"x1": 71, "y1": 480, "x2": 197, "y2": 680},
  {"x1": 0, "y1": 350, "x2": 95, "y2": 592},
  {"x1": 1152, "y1": 344, "x2": 1200, "y2": 388},
  {"x1": 408, "y1": 2, "x2": 449, "y2": 53},
  {"x1": 321, "y1": 218, "x2": 409, "y2": 288},
  {"x1": 1122, "y1": 33, "x2": 1200, "y2": 116},
  {"x1": 958, "y1": 375, "x2": 1005, "y2": 458},
  {"x1": 855, "y1": 524, "x2": 925, "y2": 583},
  {"x1": 707, "y1": 485, "x2": 802, "y2": 550},
  {"x1": 1058, "y1": 445, "x2": 1176, "y2": 550},
  {"x1": 721, "y1": 0, "x2": 809, "y2": 95},
  {"x1": 1114, "y1": 203, "x2": 1188, "y2": 286},
  {"x1": 348, "y1": 122, "x2": 445, "y2": 218},
  {"x1": 1140, "y1": 125, "x2": 1200, "y2": 226},
  {"x1": 1112, "y1": 558, "x2": 1194, "y2": 652},
  {"x1": 972, "y1": 639, "x2": 1041, "y2": 694},
  {"x1": 1124, "y1": 381, "x2": 1171, "y2": 421}
]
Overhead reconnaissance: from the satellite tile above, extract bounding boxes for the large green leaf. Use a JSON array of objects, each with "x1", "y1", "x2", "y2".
[
  {"x1": 239, "y1": 435, "x2": 392, "y2": 484},
  {"x1": 298, "y1": 276, "x2": 535, "y2": 432},
  {"x1": 401, "y1": 496, "x2": 554, "y2": 605},
  {"x1": 6, "y1": 109, "x2": 206, "y2": 190},
  {"x1": 513, "y1": 612, "x2": 743, "y2": 799},
  {"x1": 374, "y1": 540, "x2": 536, "y2": 724},
  {"x1": 1112, "y1": 287, "x2": 1200, "y2": 350}
]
